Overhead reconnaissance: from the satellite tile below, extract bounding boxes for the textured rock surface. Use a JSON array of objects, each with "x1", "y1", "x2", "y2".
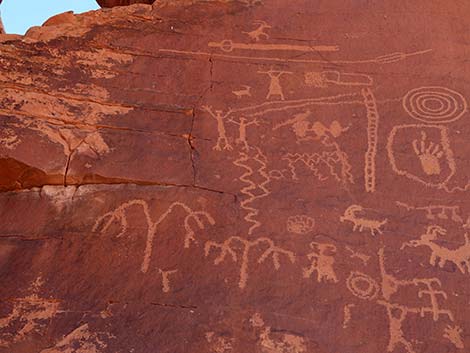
[{"x1": 1, "y1": 1, "x2": 470, "y2": 352}]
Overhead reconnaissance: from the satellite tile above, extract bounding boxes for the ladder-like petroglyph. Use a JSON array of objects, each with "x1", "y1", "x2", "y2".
[{"x1": 362, "y1": 88, "x2": 379, "y2": 193}]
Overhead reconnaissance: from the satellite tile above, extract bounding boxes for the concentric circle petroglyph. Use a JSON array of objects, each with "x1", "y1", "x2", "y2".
[
  {"x1": 403, "y1": 86, "x2": 467, "y2": 124},
  {"x1": 346, "y1": 271, "x2": 380, "y2": 300}
]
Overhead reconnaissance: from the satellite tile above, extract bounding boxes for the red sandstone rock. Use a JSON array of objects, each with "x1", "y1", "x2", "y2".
[
  {"x1": 0, "y1": 2, "x2": 470, "y2": 353},
  {"x1": 96, "y1": 0, "x2": 155, "y2": 8}
]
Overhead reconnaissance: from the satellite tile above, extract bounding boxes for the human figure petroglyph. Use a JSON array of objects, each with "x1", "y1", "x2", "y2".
[
  {"x1": 158, "y1": 269, "x2": 178, "y2": 293},
  {"x1": 395, "y1": 201, "x2": 464, "y2": 223},
  {"x1": 443, "y1": 325, "x2": 464, "y2": 349},
  {"x1": 204, "y1": 236, "x2": 295, "y2": 289},
  {"x1": 412, "y1": 131, "x2": 444, "y2": 176},
  {"x1": 92, "y1": 199, "x2": 215, "y2": 273},
  {"x1": 232, "y1": 85, "x2": 252, "y2": 99},
  {"x1": 346, "y1": 246, "x2": 370, "y2": 265},
  {"x1": 242, "y1": 20, "x2": 271, "y2": 42},
  {"x1": 258, "y1": 69, "x2": 292, "y2": 101},
  {"x1": 362, "y1": 88, "x2": 379, "y2": 193},
  {"x1": 303, "y1": 242, "x2": 338, "y2": 283},
  {"x1": 286, "y1": 215, "x2": 315, "y2": 235},
  {"x1": 202, "y1": 106, "x2": 233, "y2": 151},
  {"x1": 304, "y1": 71, "x2": 373, "y2": 88},
  {"x1": 340, "y1": 205, "x2": 387, "y2": 236},
  {"x1": 229, "y1": 116, "x2": 259, "y2": 151},
  {"x1": 401, "y1": 225, "x2": 470, "y2": 274},
  {"x1": 234, "y1": 148, "x2": 272, "y2": 235}
]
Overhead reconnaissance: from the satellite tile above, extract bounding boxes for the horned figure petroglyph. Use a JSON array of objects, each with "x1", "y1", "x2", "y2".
[
  {"x1": 303, "y1": 242, "x2": 338, "y2": 283},
  {"x1": 340, "y1": 205, "x2": 387, "y2": 236},
  {"x1": 204, "y1": 236, "x2": 295, "y2": 289},
  {"x1": 232, "y1": 85, "x2": 252, "y2": 99},
  {"x1": 257, "y1": 69, "x2": 292, "y2": 101},
  {"x1": 93, "y1": 199, "x2": 215, "y2": 273},
  {"x1": 229, "y1": 116, "x2": 259, "y2": 151},
  {"x1": 242, "y1": 20, "x2": 271, "y2": 42},
  {"x1": 401, "y1": 225, "x2": 470, "y2": 274},
  {"x1": 202, "y1": 106, "x2": 233, "y2": 151}
]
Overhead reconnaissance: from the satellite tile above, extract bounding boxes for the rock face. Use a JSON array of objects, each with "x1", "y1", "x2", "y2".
[
  {"x1": 96, "y1": 0, "x2": 155, "y2": 8},
  {"x1": 1, "y1": 1, "x2": 470, "y2": 352}
]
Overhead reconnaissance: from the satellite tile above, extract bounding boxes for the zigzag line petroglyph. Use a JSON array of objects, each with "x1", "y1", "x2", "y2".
[
  {"x1": 396, "y1": 201, "x2": 464, "y2": 223},
  {"x1": 204, "y1": 236, "x2": 295, "y2": 289},
  {"x1": 362, "y1": 88, "x2": 379, "y2": 193},
  {"x1": 233, "y1": 148, "x2": 272, "y2": 235},
  {"x1": 93, "y1": 199, "x2": 215, "y2": 273}
]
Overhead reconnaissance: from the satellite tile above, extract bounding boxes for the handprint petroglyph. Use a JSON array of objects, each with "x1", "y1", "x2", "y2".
[{"x1": 412, "y1": 131, "x2": 444, "y2": 176}]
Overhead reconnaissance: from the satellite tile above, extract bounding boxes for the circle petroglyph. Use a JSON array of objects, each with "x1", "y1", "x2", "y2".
[
  {"x1": 346, "y1": 271, "x2": 380, "y2": 300},
  {"x1": 403, "y1": 86, "x2": 468, "y2": 124}
]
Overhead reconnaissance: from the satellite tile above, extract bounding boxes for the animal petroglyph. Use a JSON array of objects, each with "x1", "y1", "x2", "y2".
[
  {"x1": 303, "y1": 242, "x2": 338, "y2": 283},
  {"x1": 204, "y1": 236, "x2": 295, "y2": 289},
  {"x1": 346, "y1": 246, "x2": 371, "y2": 265},
  {"x1": 401, "y1": 225, "x2": 470, "y2": 274},
  {"x1": 286, "y1": 215, "x2": 315, "y2": 235},
  {"x1": 304, "y1": 71, "x2": 373, "y2": 87},
  {"x1": 158, "y1": 269, "x2": 178, "y2": 293},
  {"x1": 443, "y1": 325, "x2": 464, "y2": 349},
  {"x1": 395, "y1": 201, "x2": 464, "y2": 223},
  {"x1": 229, "y1": 116, "x2": 259, "y2": 151},
  {"x1": 258, "y1": 69, "x2": 292, "y2": 101},
  {"x1": 202, "y1": 106, "x2": 233, "y2": 151},
  {"x1": 208, "y1": 40, "x2": 338, "y2": 53},
  {"x1": 340, "y1": 205, "x2": 387, "y2": 236},
  {"x1": 362, "y1": 88, "x2": 379, "y2": 193},
  {"x1": 232, "y1": 85, "x2": 252, "y2": 99},
  {"x1": 403, "y1": 86, "x2": 468, "y2": 124},
  {"x1": 242, "y1": 20, "x2": 271, "y2": 42},
  {"x1": 387, "y1": 124, "x2": 456, "y2": 189},
  {"x1": 233, "y1": 148, "x2": 272, "y2": 235},
  {"x1": 93, "y1": 199, "x2": 215, "y2": 273}
]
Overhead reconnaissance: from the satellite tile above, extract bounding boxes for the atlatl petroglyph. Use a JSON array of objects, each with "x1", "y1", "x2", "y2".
[
  {"x1": 242, "y1": 20, "x2": 271, "y2": 42},
  {"x1": 340, "y1": 205, "x2": 387, "y2": 236},
  {"x1": 286, "y1": 215, "x2": 315, "y2": 235},
  {"x1": 304, "y1": 71, "x2": 373, "y2": 88},
  {"x1": 229, "y1": 116, "x2": 259, "y2": 151},
  {"x1": 208, "y1": 40, "x2": 338, "y2": 53},
  {"x1": 202, "y1": 106, "x2": 233, "y2": 151},
  {"x1": 401, "y1": 225, "x2": 470, "y2": 274},
  {"x1": 362, "y1": 88, "x2": 379, "y2": 193},
  {"x1": 257, "y1": 69, "x2": 292, "y2": 101},
  {"x1": 93, "y1": 199, "x2": 215, "y2": 273},
  {"x1": 204, "y1": 236, "x2": 295, "y2": 289},
  {"x1": 396, "y1": 201, "x2": 464, "y2": 223},
  {"x1": 303, "y1": 242, "x2": 338, "y2": 283},
  {"x1": 234, "y1": 148, "x2": 272, "y2": 235}
]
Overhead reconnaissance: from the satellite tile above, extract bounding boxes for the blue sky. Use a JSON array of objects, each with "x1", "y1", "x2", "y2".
[{"x1": 2, "y1": 0, "x2": 99, "y2": 34}]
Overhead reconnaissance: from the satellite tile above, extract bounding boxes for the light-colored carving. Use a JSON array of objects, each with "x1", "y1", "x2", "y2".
[
  {"x1": 233, "y1": 148, "x2": 272, "y2": 235},
  {"x1": 205, "y1": 236, "x2": 295, "y2": 289},
  {"x1": 346, "y1": 246, "x2": 370, "y2": 265},
  {"x1": 303, "y1": 242, "x2": 338, "y2": 283},
  {"x1": 158, "y1": 269, "x2": 178, "y2": 293},
  {"x1": 242, "y1": 20, "x2": 271, "y2": 42},
  {"x1": 205, "y1": 332, "x2": 234, "y2": 353},
  {"x1": 286, "y1": 215, "x2": 315, "y2": 235},
  {"x1": 93, "y1": 199, "x2": 215, "y2": 273},
  {"x1": 403, "y1": 86, "x2": 467, "y2": 124},
  {"x1": 229, "y1": 116, "x2": 259, "y2": 151},
  {"x1": 202, "y1": 106, "x2": 234, "y2": 151},
  {"x1": 443, "y1": 325, "x2": 464, "y2": 349},
  {"x1": 304, "y1": 71, "x2": 373, "y2": 87},
  {"x1": 340, "y1": 205, "x2": 387, "y2": 236},
  {"x1": 401, "y1": 225, "x2": 470, "y2": 274},
  {"x1": 208, "y1": 40, "x2": 338, "y2": 53},
  {"x1": 257, "y1": 69, "x2": 292, "y2": 101},
  {"x1": 396, "y1": 201, "x2": 464, "y2": 223},
  {"x1": 232, "y1": 85, "x2": 252, "y2": 99},
  {"x1": 346, "y1": 271, "x2": 380, "y2": 300},
  {"x1": 343, "y1": 304, "x2": 355, "y2": 328},
  {"x1": 388, "y1": 124, "x2": 456, "y2": 188},
  {"x1": 362, "y1": 88, "x2": 379, "y2": 193}
]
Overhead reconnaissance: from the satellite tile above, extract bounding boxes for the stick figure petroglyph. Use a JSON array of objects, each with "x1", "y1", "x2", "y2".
[
  {"x1": 401, "y1": 225, "x2": 470, "y2": 274},
  {"x1": 242, "y1": 20, "x2": 271, "y2": 42},
  {"x1": 204, "y1": 236, "x2": 295, "y2": 289},
  {"x1": 202, "y1": 106, "x2": 233, "y2": 151},
  {"x1": 93, "y1": 199, "x2": 215, "y2": 273},
  {"x1": 340, "y1": 205, "x2": 387, "y2": 236},
  {"x1": 257, "y1": 69, "x2": 292, "y2": 101},
  {"x1": 229, "y1": 116, "x2": 259, "y2": 151},
  {"x1": 303, "y1": 242, "x2": 338, "y2": 283}
]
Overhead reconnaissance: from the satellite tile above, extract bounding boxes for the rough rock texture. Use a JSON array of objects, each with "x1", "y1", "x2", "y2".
[
  {"x1": 96, "y1": 0, "x2": 156, "y2": 8},
  {"x1": 1, "y1": 1, "x2": 470, "y2": 352}
]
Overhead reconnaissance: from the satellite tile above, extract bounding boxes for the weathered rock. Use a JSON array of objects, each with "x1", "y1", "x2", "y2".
[
  {"x1": 1, "y1": 1, "x2": 470, "y2": 353},
  {"x1": 96, "y1": 0, "x2": 155, "y2": 8}
]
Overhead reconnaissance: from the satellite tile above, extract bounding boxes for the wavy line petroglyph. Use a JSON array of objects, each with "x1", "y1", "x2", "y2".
[
  {"x1": 403, "y1": 86, "x2": 468, "y2": 124},
  {"x1": 208, "y1": 40, "x2": 338, "y2": 53},
  {"x1": 204, "y1": 236, "x2": 295, "y2": 289},
  {"x1": 286, "y1": 215, "x2": 315, "y2": 235},
  {"x1": 401, "y1": 225, "x2": 470, "y2": 274},
  {"x1": 340, "y1": 205, "x2": 387, "y2": 236},
  {"x1": 93, "y1": 199, "x2": 215, "y2": 273},
  {"x1": 304, "y1": 71, "x2": 373, "y2": 87},
  {"x1": 302, "y1": 242, "x2": 338, "y2": 283},
  {"x1": 242, "y1": 20, "x2": 271, "y2": 42},
  {"x1": 396, "y1": 201, "x2": 464, "y2": 223},
  {"x1": 362, "y1": 88, "x2": 379, "y2": 193},
  {"x1": 233, "y1": 148, "x2": 272, "y2": 235}
]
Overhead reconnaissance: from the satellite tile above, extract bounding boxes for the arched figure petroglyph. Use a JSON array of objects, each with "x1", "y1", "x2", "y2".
[
  {"x1": 242, "y1": 20, "x2": 271, "y2": 42},
  {"x1": 92, "y1": 199, "x2": 215, "y2": 273},
  {"x1": 340, "y1": 205, "x2": 387, "y2": 236},
  {"x1": 232, "y1": 85, "x2": 252, "y2": 99},
  {"x1": 303, "y1": 242, "x2": 338, "y2": 283},
  {"x1": 202, "y1": 106, "x2": 233, "y2": 151},
  {"x1": 257, "y1": 69, "x2": 292, "y2": 101},
  {"x1": 229, "y1": 116, "x2": 259, "y2": 151},
  {"x1": 204, "y1": 236, "x2": 295, "y2": 289},
  {"x1": 401, "y1": 225, "x2": 470, "y2": 274}
]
